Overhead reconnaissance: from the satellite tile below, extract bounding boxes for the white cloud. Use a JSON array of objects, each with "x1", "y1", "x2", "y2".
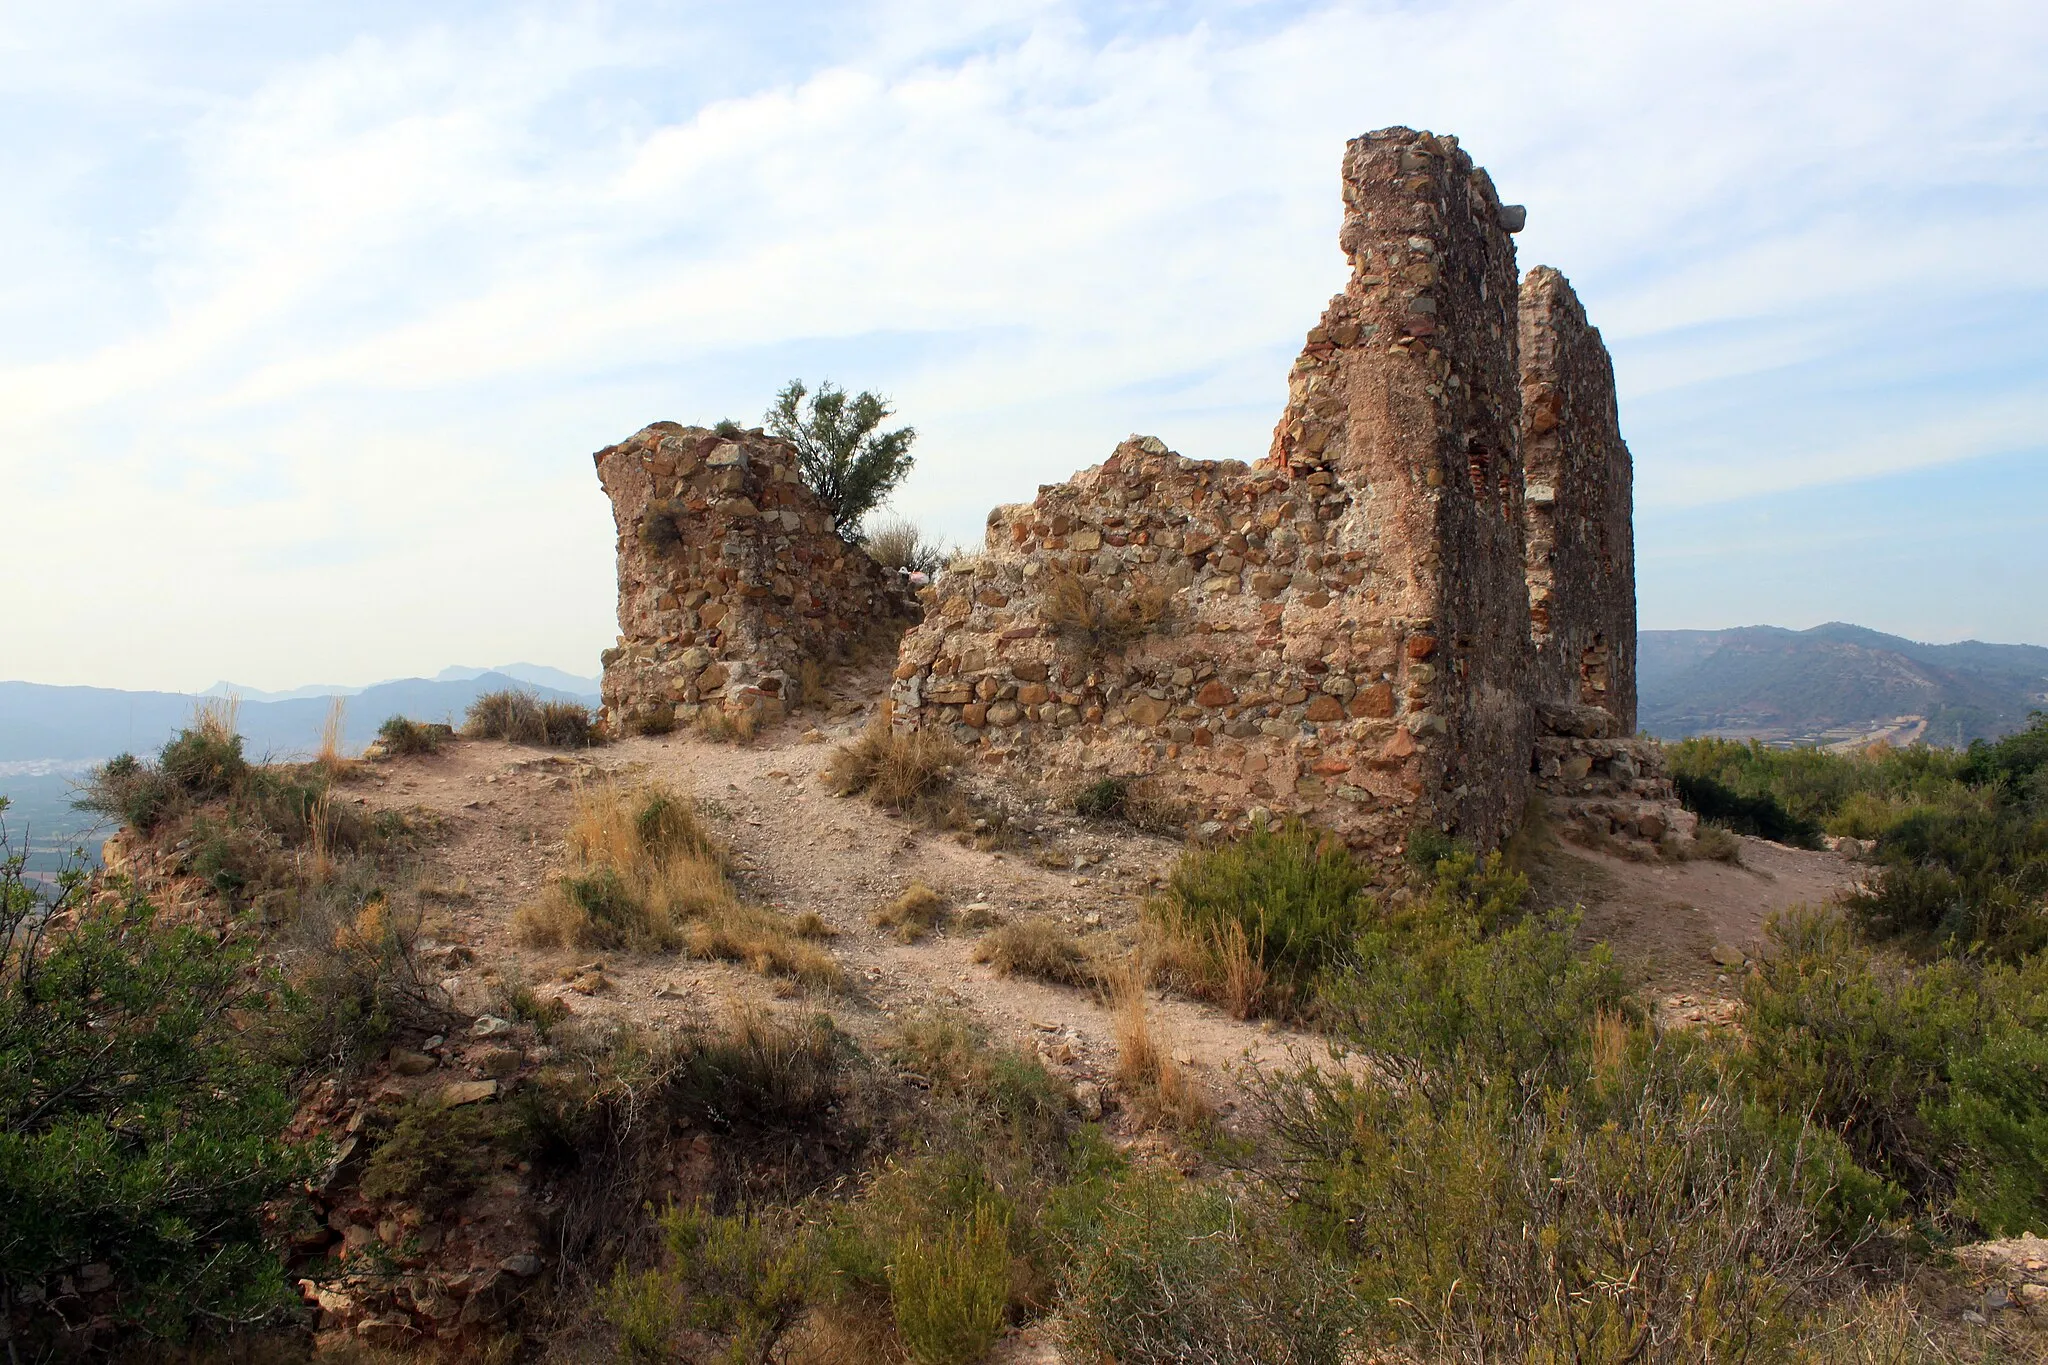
[{"x1": 2, "y1": 0, "x2": 2047, "y2": 687}]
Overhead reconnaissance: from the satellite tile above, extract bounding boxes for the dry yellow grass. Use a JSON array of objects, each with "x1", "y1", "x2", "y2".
[
  {"x1": 304, "y1": 789, "x2": 338, "y2": 885},
  {"x1": 193, "y1": 693, "x2": 240, "y2": 746},
  {"x1": 1038, "y1": 570, "x2": 1172, "y2": 653},
  {"x1": 515, "y1": 783, "x2": 842, "y2": 990},
  {"x1": 970, "y1": 918, "x2": 1096, "y2": 986},
  {"x1": 1212, "y1": 919, "x2": 1270, "y2": 1021},
  {"x1": 316, "y1": 696, "x2": 348, "y2": 770},
  {"x1": 824, "y1": 721, "x2": 964, "y2": 824},
  {"x1": 872, "y1": 882, "x2": 947, "y2": 943},
  {"x1": 694, "y1": 706, "x2": 759, "y2": 744},
  {"x1": 796, "y1": 658, "x2": 829, "y2": 709},
  {"x1": 1108, "y1": 966, "x2": 1210, "y2": 1129}
]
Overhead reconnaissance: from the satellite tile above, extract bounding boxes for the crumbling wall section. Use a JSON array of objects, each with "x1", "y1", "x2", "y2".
[
  {"x1": 1520, "y1": 266, "x2": 1637, "y2": 732},
  {"x1": 595, "y1": 423, "x2": 915, "y2": 734},
  {"x1": 1532, "y1": 701, "x2": 1692, "y2": 846},
  {"x1": 888, "y1": 128, "x2": 1537, "y2": 858}
]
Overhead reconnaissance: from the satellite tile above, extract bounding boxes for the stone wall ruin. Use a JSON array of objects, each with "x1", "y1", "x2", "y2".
[
  {"x1": 592, "y1": 128, "x2": 1676, "y2": 861},
  {"x1": 888, "y1": 128, "x2": 1542, "y2": 858},
  {"x1": 1520, "y1": 265, "x2": 1638, "y2": 733},
  {"x1": 594, "y1": 423, "x2": 915, "y2": 735}
]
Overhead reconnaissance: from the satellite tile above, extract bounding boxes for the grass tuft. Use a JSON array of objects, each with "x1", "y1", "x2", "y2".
[
  {"x1": 824, "y1": 721, "x2": 965, "y2": 825},
  {"x1": 464, "y1": 689, "x2": 596, "y2": 747},
  {"x1": 873, "y1": 882, "x2": 947, "y2": 943},
  {"x1": 970, "y1": 918, "x2": 1096, "y2": 987}
]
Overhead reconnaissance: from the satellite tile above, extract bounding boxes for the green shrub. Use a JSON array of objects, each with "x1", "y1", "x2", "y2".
[
  {"x1": 77, "y1": 752, "x2": 183, "y2": 832},
  {"x1": 668, "y1": 1012, "x2": 848, "y2": 1135},
  {"x1": 0, "y1": 834, "x2": 309, "y2": 1338},
  {"x1": 376, "y1": 715, "x2": 451, "y2": 755},
  {"x1": 1073, "y1": 776, "x2": 1129, "y2": 820},
  {"x1": 890, "y1": 1013, "x2": 1076, "y2": 1158},
  {"x1": 464, "y1": 689, "x2": 594, "y2": 747},
  {"x1": 541, "y1": 698, "x2": 596, "y2": 747},
  {"x1": 889, "y1": 1201, "x2": 1012, "y2": 1365},
  {"x1": 1849, "y1": 806, "x2": 2048, "y2": 961},
  {"x1": 1323, "y1": 876, "x2": 1629, "y2": 1097},
  {"x1": 603, "y1": 1202, "x2": 821, "y2": 1364},
  {"x1": 159, "y1": 723, "x2": 250, "y2": 799},
  {"x1": 1959, "y1": 711, "x2": 2048, "y2": 796},
  {"x1": 1672, "y1": 770, "x2": 1821, "y2": 846},
  {"x1": 280, "y1": 885, "x2": 453, "y2": 1071},
  {"x1": 1056, "y1": 1170, "x2": 1353, "y2": 1365},
  {"x1": 1146, "y1": 819, "x2": 1375, "y2": 1015},
  {"x1": 1740, "y1": 907, "x2": 2048, "y2": 1236},
  {"x1": 359, "y1": 1097, "x2": 507, "y2": 1212},
  {"x1": 1262, "y1": 1050, "x2": 1823, "y2": 1364}
]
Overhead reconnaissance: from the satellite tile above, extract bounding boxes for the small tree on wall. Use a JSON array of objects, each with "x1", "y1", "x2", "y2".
[{"x1": 765, "y1": 379, "x2": 917, "y2": 536}]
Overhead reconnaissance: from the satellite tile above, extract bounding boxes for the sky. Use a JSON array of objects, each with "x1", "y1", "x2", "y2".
[{"x1": 2, "y1": 0, "x2": 2044, "y2": 693}]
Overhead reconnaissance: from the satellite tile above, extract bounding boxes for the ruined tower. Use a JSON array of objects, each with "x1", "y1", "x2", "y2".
[
  {"x1": 593, "y1": 423, "x2": 914, "y2": 736},
  {"x1": 1519, "y1": 266, "x2": 1638, "y2": 733},
  {"x1": 886, "y1": 128, "x2": 1538, "y2": 857}
]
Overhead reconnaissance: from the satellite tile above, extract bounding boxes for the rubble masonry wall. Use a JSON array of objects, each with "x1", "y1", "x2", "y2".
[
  {"x1": 886, "y1": 128, "x2": 1536, "y2": 858},
  {"x1": 1519, "y1": 265, "x2": 1638, "y2": 733},
  {"x1": 595, "y1": 423, "x2": 915, "y2": 735}
]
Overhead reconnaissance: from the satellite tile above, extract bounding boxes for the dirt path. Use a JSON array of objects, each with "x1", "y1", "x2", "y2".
[
  {"x1": 1527, "y1": 828, "x2": 1860, "y2": 1028},
  {"x1": 349, "y1": 671, "x2": 1862, "y2": 1114},
  {"x1": 350, "y1": 677, "x2": 1316, "y2": 1127}
]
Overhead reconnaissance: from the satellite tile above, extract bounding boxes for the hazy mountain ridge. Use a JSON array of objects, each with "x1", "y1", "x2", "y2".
[
  {"x1": 197, "y1": 663, "x2": 599, "y2": 704},
  {"x1": 0, "y1": 671, "x2": 600, "y2": 765},
  {"x1": 1639, "y1": 623, "x2": 2048, "y2": 746}
]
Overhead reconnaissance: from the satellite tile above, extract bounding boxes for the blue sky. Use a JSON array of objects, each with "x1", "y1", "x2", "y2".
[{"x1": 3, "y1": 0, "x2": 2044, "y2": 691}]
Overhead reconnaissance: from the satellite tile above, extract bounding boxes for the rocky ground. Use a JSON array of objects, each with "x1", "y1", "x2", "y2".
[{"x1": 345, "y1": 661, "x2": 1860, "y2": 1123}]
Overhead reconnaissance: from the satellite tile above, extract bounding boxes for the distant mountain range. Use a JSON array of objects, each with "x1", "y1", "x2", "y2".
[
  {"x1": 0, "y1": 667, "x2": 604, "y2": 874},
  {"x1": 1639, "y1": 624, "x2": 2048, "y2": 748},
  {"x1": 0, "y1": 669, "x2": 600, "y2": 766},
  {"x1": 196, "y1": 662, "x2": 598, "y2": 704}
]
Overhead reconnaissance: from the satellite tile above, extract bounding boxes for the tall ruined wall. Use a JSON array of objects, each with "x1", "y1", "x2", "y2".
[
  {"x1": 1519, "y1": 266, "x2": 1637, "y2": 732},
  {"x1": 888, "y1": 128, "x2": 1536, "y2": 857},
  {"x1": 595, "y1": 423, "x2": 914, "y2": 735}
]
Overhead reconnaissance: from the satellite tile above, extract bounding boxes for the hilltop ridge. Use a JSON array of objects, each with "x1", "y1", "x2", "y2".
[{"x1": 1640, "y1": 623, "x2": 2048, "y2": 747}]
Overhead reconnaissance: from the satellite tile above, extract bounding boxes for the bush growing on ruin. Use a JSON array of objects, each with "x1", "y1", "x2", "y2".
[
  {"x1": 1039, "y1": 570, "x2": 1173, "y2": 654},
  {"x1": 862, "y1": 515, "x2": 946, "y2": 575},
  {"x1": 766, "y1": 379, "x2": 917, "y2": 536}
]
